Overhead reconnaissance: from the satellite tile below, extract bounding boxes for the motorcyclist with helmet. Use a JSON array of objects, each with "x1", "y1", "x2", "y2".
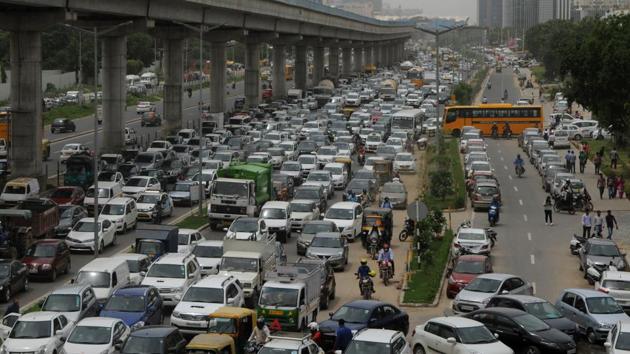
[
  {"x1": 489, "y1": 197, "x2": 500, "y2": 223},
  {"x1": 381, "y1": 197, "x2": 393, "y2": 209},
  {"x1": 356, "y1": 258, "x2": 376, "y2": 294},
  {"x1": 491, "y1": 122, "x2": 499, "y2": 138},
  {"x1": 513, "y1": 154, "x2": 525, "y2": 176},
  {"x1": 377, "y1": 243, "x2": 395, "y2": 276}
]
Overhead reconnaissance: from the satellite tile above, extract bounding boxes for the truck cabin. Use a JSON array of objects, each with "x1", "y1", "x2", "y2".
[{"x1": 211, "y1": 179, "x2": 253, "y2": 202}]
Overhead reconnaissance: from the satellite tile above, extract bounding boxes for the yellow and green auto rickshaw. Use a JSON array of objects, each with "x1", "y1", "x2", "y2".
[
  {"x1": 373, "y1": 159, "x2": 393, "y2": 186},
  {"x1": 186, "y1": 333, "x2": 235, "y2": 354},
  {"x1": 207, "y1": 307, "x2": 256, "y2": 353}
]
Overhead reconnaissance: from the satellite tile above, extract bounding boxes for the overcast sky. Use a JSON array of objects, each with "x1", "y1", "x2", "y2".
[{"x1": 385, "y1": 0, "x2": 476, "y2": 20}]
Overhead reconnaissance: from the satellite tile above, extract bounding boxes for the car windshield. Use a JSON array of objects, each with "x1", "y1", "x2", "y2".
[
  {"x1": 348, "y1": 179, "x2": 369, "y2": 191},
  {"x1": 68, "y1": 325, "x2": 112, "y2": 345},
  {"x1": 344, "y1": 341, "x2": 390, "y2": 354},
  {"x1": 104, "y1": 295, "x2": 146, "y2": 312},
  {"x1": 25, "y1": 244, "x2": 56, "y2": 258},
  {"x1": 318, "y1": 148, "x2": 337, "y2": 155},
  {"x1": 213, "y1": 181, "x2": 248, "y2": 197},
  {"x1": 513, "y1": 313, "x2": 550, "y2": 332},
  {"x1": 602, "y1": 279, "x2": 630, "y2": 291},
  {"x1": 261, "y1": 208, "x2": 286, "y2": 219},
  {"x1": 458, "y1": 232, "x2": 486, "y2": 241},
  {"x1": 465, "y1": 278, "x2": 501, "y2": 293},
  {"x1": 183, "y1": 287, "x2": 224, "y2": 303},
  {"x1": 177, "y1": 234, "x2": 190, "y2": 245},
  {"x1": 220, "y1": 257, "x2": 258, "y2": 272},
  {"x1": 150, "y1": 142, "x2": 167, "y2": 149},
  {"x1": 230, "y1": 219, "x2": 258, "y2": 233},
  {"x1": 523, "y1": 301, "x2": 563, "y2": 320},
  {"x1": 101, "y1": 204, "x2": 125, "y2": 215},
  {"x1": 589, "y1": 243, "x2": 621, "y2": 257},
  {"x1": 173, "y1": 146, "x2": 188, "y2": 153},
  {"x1": 587, "y1": 296, "x2": 624, "y2": 314},
  {"x1": 396, "y1": 154, "x2": 413, "y2": 161},
  {"x1": 454, "y1": 260, "x2": 485, "y2": 274},
  {"x1": 193, "y1": 245, "x2": 223, "y2": 258},
  {"x1": 367, "y1": 135, "x2": 381, "y2": 142},
  {"x1": 42, "y1": 294, "x2": 80, "y2": 312},
  {"x1": 126, "y1": 178, "x2": 148, "y2": 187},
  {"x1": 311, "y1": 237, "x2": 342, "y2": 248},
  {"x1": 59, "y1": 207, "x2": 76, "y2": 219},
  {"x1": 10, "y1": 320, "x2": 51, "y2": 339},
  {"x1": 122, "y1": 336, "x2": 164, "y2": 354},
  {"x1": 135, "y1": 154, "x2": 154, "y2": 163},
  {"x1": 259, "y1": 287, "x2": 298, "y2": 307},
  {"x1": 174, "y1": 183, "x2": 191, "y2": 192},
  {"x1": 308, "y1": 173, "x2": 330, "y2": 182},
  {"x1": 73, "y1": 221, "x2": 100, "y2": 232},
  {"x1": 208, "y1": 318, "x2": 237, "y2": 334},
  {"x1": 298, "y1": 156, "x2": 316, "y2": 164},
  {"x1": 615, "y1": 332, "x2": 630, "y2": 350},
  {"x1": 76, "y1": 271, "x2": 110, "y2": 288},
  {"x1": 354, "y1": 171, "x2": 374, "y2": 180},
  {"x1": 52, "y1": 188, "x2": 74, "y2": 198},
  {"x1": 457, "y1": 325, "x2": 498, "y2": 344},
  {"x1": 331, "y1": 305, "x2": 371, "y2": 323},
  {"x1": 303, "y1": 223, "x2": 334, "y2": 235},
  {"x1": 147, "y1": 264, "x2": 185, "y2": 279},
  {"x1": 137, "y1": 194, "x2": 160, "y2": 204},
  {"x1": 290, "y1": 203, "x2": 313, "y2": 213},
  {"x1": 326, "y1": 208, "x2": 354, "y2": 220},
  {"x1": 325, "y1": 167, "x2": 343, "y2": 175},
  {"x1": 282, "y1": 163, "x2": 300, "y2": 171},
  {"x1": 383, "y1": 183, "x2": 405, "y2": 193},
  {"x1": 294, "y1": 189, "x2": 319, "y2": 200},
  {"x1": 86, "y1": 188, "x2": 109, "y2": 198}
]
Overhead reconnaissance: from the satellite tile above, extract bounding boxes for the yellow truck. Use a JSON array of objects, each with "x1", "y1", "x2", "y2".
[{"x1": 0, "y1": 111, "x2": 50, "y2": 161}]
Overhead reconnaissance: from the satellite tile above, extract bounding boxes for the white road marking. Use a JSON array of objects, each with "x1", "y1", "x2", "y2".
[
  {"x1": 527, "y1": 232, "x2": 532, "y2": 241},
  {"x1": 523, "y1": 214, "x2": 528, "y2": 222},
  {"x1": 500, "y1": 156, "x2": 504, "y2": 161},
  {"x1": 532, "y1": 282, "x2": 537, "y2": 295},
  {"x1": 504, "y1": 165, "x2": 508, "y2": 170},
  {"x1": 513, "y1": 186, "x2": 519, "y2": 192},
  {"x1": 530, "y1": 254, "x2": 535, "y2": 264},
  {"x1": 508, "y1": 175, "x2": 513, "y2": 180},
  {"x1": 519, "y1": 199, "x2": 523, "y2": 206}
]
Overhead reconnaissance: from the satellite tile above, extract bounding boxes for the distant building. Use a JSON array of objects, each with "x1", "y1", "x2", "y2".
[
  {"x1": 538, "y1": 0, "x2": 554, "y2": 22},
  {"x1": 555, "y1": 0, "x2": 573, "y2": 19},
  {"x1": 502, "y1": 0, "x2": 539, "y2": 29},
  {"x1": 478, "y1": 0, "x2": 504, "y2": 27}
]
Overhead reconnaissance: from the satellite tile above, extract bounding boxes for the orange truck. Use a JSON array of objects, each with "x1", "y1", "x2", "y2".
[{"x1": 0, "y1": 110, "x2": 50, "y2": 161}]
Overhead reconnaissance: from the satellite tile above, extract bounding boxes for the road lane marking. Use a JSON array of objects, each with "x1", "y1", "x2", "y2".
[
  {"x1": 530, "y1": 254, "x2": 535, "y2": 264},
  {"x1": 504, "y1": 165, "x2": 508, "y2": 170},
  {"x1": 532, "y1": 282, "x2": 536, "y2": 295},
  {"x1": 523, "y1": 214, "x2": 528, "y2": 221},
  {"x1": 519, "y1": 199, "x2": 523, "y2": 206},
  {"x1": 527, "y1": 232, "x2": 532, "y2": 241},
  {"x1": 513, "y1": 186, "x2": 519, "y2": 192},
  {"x1": 508, "y1": 175, "x2": 513, "y2": 180}
]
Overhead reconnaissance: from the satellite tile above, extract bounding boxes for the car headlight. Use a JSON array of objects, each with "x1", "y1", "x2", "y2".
[
  {"x1": 116, "y1": 219, "x2": 124, "y2": 224},
  {"x1": 130, "y1": 321, "x2": 145, "y2": 330},
  {"x1": 37, "y1": 345, "x2": 46, "y2": 354},
  {"x1": 41, "y1": 264, "x2": 52, "y2": 270},
  {"x1": 539, "y1": 340, "x2": 560, "y2": 349},
  {"x1": 172, "y1": 311, "x2": 181, "y2": 318},
  {"x1": 600, "y1": 322, "x2": 614, "y2": 329}
]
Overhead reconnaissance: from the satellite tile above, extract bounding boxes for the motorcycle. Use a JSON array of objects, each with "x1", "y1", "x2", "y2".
[
  {"x1": 487, "y1": 82, "x2": 492, "y2": 90},
  {"x1": 245, "y1": 341, "x2": 263, "y2": 354},
  {"x1": 502, "y1": 128, "x2": 512, "y2": 139},
  {"x1": 491, "y1": 128, "x2": 499, "y2": 139},
  {"x1": 570, "y1": 234, "x2": 586, "y2": 255},
  {"x1": 399, "y1": 217, "x2": 414, "y2": 241},
  {"x1": 356, "y1": 274, "x2": 375, "y2": 300},
  {"x1": 503, "y1": 89, "x2": 508, "y2": 100},
  {"x1": 585, "y1": 260, "x2": 618, "y2": 285},
  {"x1": 515, "y1": 165, "x2": 525, "y2": 177},
  {"x1": 379, "y1": 261, "x2": 393, "y2": 286},
  {"x1": 488, "y1": 205, "x2": 499, "y2": 227},
  {"x1": 367, "y1": 231, "x2": 380, "y2": 260}
]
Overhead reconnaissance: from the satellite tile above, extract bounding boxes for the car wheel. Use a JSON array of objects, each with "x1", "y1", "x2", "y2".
[
  {"x1": 413, "y1": 345, "x2": 426, "y2": 354},
  {"x1": 574, "y1": 134, "x2": 582, "y2": 141}
]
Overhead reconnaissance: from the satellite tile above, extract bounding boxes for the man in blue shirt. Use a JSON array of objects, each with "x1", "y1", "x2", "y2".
[{"x1": 334, "y1": 319, "x2": 353, "y2": 353}]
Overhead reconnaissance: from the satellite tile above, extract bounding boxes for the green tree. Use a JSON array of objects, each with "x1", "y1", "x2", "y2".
[
  {"x1": 127, "y1": 33, "x2": 154, "y2": 68},
  {"x1": 453, "y1": 82, "x2": 473, "y2": 105},
  {"x1": 127, "y1": 59, "x2": 144, "y2": 75},
  {"x1": 429, "y1": 170, "x2": 453, "y2": 201}
]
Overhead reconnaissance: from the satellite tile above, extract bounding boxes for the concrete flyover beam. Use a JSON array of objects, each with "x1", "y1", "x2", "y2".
[
  {"x1": 101, "y1": 35, "x2": 127, "y2": 154},
  {"x1": 294, "y1": 45, "x2": 307, "y2": 91}
]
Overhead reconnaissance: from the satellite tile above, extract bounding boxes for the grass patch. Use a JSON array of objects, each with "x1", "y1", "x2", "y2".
[
  {"x1": 404, "y1": 229, "x2": 454, "y2": 303},
  {"x1": 42, "y1": 104, "x2": 95, "y2": 125},
  {"x1": 531, "y1": 66, "x2": 546, "y2": 83},
  {"x1": 423, "y1": 138, "x2": 466, "y2": 210},
  {"x1": 177, "y1": 208, "x2": 208, "y2": 230},
  {"x1": 126, "y1": 94, "x2": 162, "y2": 108},
  {"x1": 588, "y1": 139, "x2": 630, "y2": 195},
  {"x1": 22, "y1": 302, "x2": 42, "y2": 314}
]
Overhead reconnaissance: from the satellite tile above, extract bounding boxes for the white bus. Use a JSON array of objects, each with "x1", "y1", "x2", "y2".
[{"x1": 392, "y1": 109, "x2": 423, "y2": 139}]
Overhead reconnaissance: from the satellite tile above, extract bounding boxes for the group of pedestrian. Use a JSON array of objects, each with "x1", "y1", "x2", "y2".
[
  {"x1": 564, "y1": 150, "x2": 577, "y2": 173},
  {"x1": 602, "y1": 174, "x2": 626, "y2": 199},
  {"x1": 581, "y1": 209, "x2": 619, "y2": 239}
]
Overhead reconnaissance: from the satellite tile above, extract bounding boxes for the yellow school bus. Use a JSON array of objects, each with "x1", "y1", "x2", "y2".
[
  {"x1": 406, "y1": 67, "x2": 424, "y2": 88},
  {"x1": 443, "y1": 103, "x2": 543, "y2": 137}
]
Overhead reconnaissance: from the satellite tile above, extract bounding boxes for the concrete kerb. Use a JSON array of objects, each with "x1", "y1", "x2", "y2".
[{"x1": 21, "y1": 203, "x2": 210, "y2": 313}]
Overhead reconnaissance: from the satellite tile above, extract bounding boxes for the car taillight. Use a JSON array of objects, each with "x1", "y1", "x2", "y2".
[
  {"x1": 411, "y1": 329, "x2": 415, "y2": 337},
  {"x1": 598, "y1": 287, "x2": 609, "y2": 294},
  {"x1": 454, "y1": 242, "x2": 461, "y2": 248}
]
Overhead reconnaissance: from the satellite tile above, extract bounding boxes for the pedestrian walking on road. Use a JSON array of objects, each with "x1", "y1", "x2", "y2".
[
  {"x1": 564, "y1": 151, "x2": 572, "y2": 171},
  {"x1": 594, "y1": 152, "x2": 602, "y2": 174},
  {"x1": 606, "y1": 210, "x2": 618, "y2": 239},
  {"x1": 594, "y1": 210, "x2": 604, "y2": 237},
  {"x1": 597, "y1": 174, "x2": 606, "y2": 199},
  {"x1": 579, "y1": 150, "x2": 587, "y2": 173},
  {"x1": 616, "y1": 176, "x2": 625, "y2": 199},
  {"x1": 611, "y1": 148, "x2": 619, "y2": 169},
  {"x1": 582, "y1": 210, "x2": 593, "y2": 238},
  {"x1": 569, "y1": 151, "x2": 577, "y2": 173},
  {"x1": 608, "y1": 175, "x2": 616, "y2": 199},
  {"x1": 544, "y1": 196, "x2": 553, "y2": 226}
]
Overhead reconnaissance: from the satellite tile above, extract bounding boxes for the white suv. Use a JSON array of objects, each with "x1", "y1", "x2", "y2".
[
  {"x1": 98, "y1": 197, "x2": 138, "y2": 234},
  {"x1": 1, "y1": 312, "x2": 75, "y2": 354},
  {"x1": 141, "y1": 253, "x2": 201, "y2": 306},
  {"x1": 260, "y1": 201, "x2": 291, "y2": 243},
  {"x1": 323, "y1": 201, "x2": 364, "y2": 240},
  {"x1": 344, "y1": 328, "x2": 411, "y2": 354},
  {"x1": 170, "y1": 275, "x2": 244, "y2": 334}
]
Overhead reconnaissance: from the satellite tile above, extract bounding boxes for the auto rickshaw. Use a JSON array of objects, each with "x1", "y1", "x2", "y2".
[
  {"x1": 207, "y1": 307, "x2": 256, "y2": 353},
  {"x1": 186, "y1": 333, "x2": 235, "y2": 354},
  {"x1": 373, "y1": 159, "x2": 393, "y2": 186},
  {"x1": 342, "y1": 106, "x2": 357, "y2": 118},
  {"x1": 360, "y1": 207, "x2": 393, "y2": 250},
  {"x1": 334, "y1": 156, "x2": 352, "y2": 175}
]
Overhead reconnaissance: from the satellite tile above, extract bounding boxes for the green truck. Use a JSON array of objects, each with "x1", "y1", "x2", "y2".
[{"x1": 207, "y1": 163, "x2": 273, "y2": 230}]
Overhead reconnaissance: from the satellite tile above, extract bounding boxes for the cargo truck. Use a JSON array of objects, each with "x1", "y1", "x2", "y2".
[
  {"x1": 133, "y1": 225, "x2": 179, "y2": 261},
  {"x1": 258, "y1": 263, "x2": 321, "y2": 331},
  {"x1": 380, "y1": 79, "x2": 398, "y2": 101},
  {"x1": 0, "y1": 198, "x2": 59, "y2": 258},
  {"x1": 207, "y1": 163, "x2": 273, "y2": 231},
  {"x1": 313, "y1": 80, "x2": 335, "y2": 108}
]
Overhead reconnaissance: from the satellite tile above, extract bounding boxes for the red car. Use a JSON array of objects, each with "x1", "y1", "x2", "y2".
[
  {"x1": 21, "y1": 239, "x2": 71, "y2": 281},
  {"x1": 446, "y1": 255, "x2": 493, "y2": 299},
  {"x1": 50, "y1": 186, "x2": 85, "y2": 205}
]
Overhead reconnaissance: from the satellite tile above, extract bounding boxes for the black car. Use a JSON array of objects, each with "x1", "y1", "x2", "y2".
[
  {"x1": 118, "y1": 163, "x2": 139, "y2": 183},
  {"x1": 50, "y1": 118, "x2": 76, "y2": 133},
  {"x1": 464, "y1": 307, "x2": 576, "y2": 354},
  {"x1": 318, "y1": 300, "x2": 409, "y2": 351},
  {"x1": 120, "y1": 326, "x2": 186, "y2": 354},
  {"x1": 0, "y1": 259, "x2": 28, "y2": 302},
  {"x1": 55, "y1": 205, "x2": 88, "y2": 238}
]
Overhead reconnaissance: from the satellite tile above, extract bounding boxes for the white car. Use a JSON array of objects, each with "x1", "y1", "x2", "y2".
[
  {"x1": 393, "y1": 152, "x2": 416, "y2": 173},
  {"x1": 572, "y1": 119, "x2": 599, "y2": 139},
  {"x1": 280, "y1": 161, "x2": 303, "y2": 180},
  {"x1": 551, "y1": 130, "x2": 571, "y2": 149},
  {"x1": 122, "y1": 176, "x2": 161, "y2": 199},
  {"x1": 304, "y1": 170, "x2": 333, "y2": 198},
  {"x1": 323, "y1": 201, "x2": 363, "y2": 240},
  {"x1": 453, "y1": 273, "x2": 534, "y2": 314},
  {"x1": 65, "y1": 218, "x2": 116, "y2": 253},
  {"x1": 191, "y1": 240, "x2": 224, "y2": 275},
  {"x1": 135, "y1": 191, "x2": 174, "y2": 222},
  {"x1": 260, "y1": 201, "x2": 291, "y2": 243},
  {"x1": 366, "y1": 133, "x2": 383, "y2": 152},
  {"x1": 345, "y1": 92, "x2": 361, "y2": 106},
  {"x1": 452, "y1": 228, "x2": 493, "y2": 256},
  {"x1": 170, "y1": 275, "x2": 245, "y2": 334},
  {"x1": 412, "y1": 316, "x2": 514, "y2": 354},
  {"x1": 405, "y1": 93, "x2": 421, "y2": 107},
  {"x1": 60, "y1": 143, "x2": 90, "y2": 163},
  {"x1": 177, "y1": 229, "x2": 203, "y2": 254},
  {"x1": 98, "y1": 197, "x2": 138, "y2": 233},
  {"x1": 146, "y1": 140, "x2": 173, "y2": 153},
  {"x1": 135, "y1": 101, "x2": 155, "y2": 114},
  {"x1": 344, "y1": 328, "x2": 410, "y2": 354},
  {"x1": 288, "y1": 199, "x2": 320, "y2": 232},
  {"x1": 323, "y1": 162, "x2": 348, "y2": 189},
  {"x1": 386, "y1": 137, "x2": 405, "y2": 154},
  {"x1": 177, "y1": 128, "x2": 197, "y2": 144},
  {"x1": 225, "y1": 217, "x2": 269, "y2": 241},
  {"x1": 63, "y1": 317, "x2": 129, "y2": 354},
  {"x1": 606, "y1": 320, "x2": 630, "y2": 353},
  {"x1": 316, "y1": 146, "x2": 339, "y2": 167},
  {"x1": 1, "y1": 312, "x2": 75, "y2": 354},
  {"x1": 140, "y1": 253, "x2": 202, "y2": 306},
  {"x1": 297, "y1": 155, "x2": 318, "y2": 176}
]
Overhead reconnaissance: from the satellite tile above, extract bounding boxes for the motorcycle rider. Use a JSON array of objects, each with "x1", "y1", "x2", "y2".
[
  {"x1": 513, "y1": 154, "x2": 525, "y2": 175},
  {"x1": 502, "y1": 122, "x2": 511, "y2": 137},
  {"x1": 560, "y1": 180, "x2": 574, "y2": 209},
  {"x1": 377, "y1": 243, "x2": 395, "y2": 276},
  {"x1": 346, "y1": 190, "x2": 358, "y2": 203},
  {"x1": 491, "y1": 123, "x2": 499, "y2": 137},
  {"x1": 356, "y1": 259, "x2": 375, "y2": 294},
  {"x1": 308, "y1": 322, "x2": 322, "y2": 347},
  {"x1": 381, "y1": 197, "x2": 393, "y2": 209},
  {"x1": 503, "y1": 89, "x2": 508, "y2": 99},
  {"x1": 249, "y1": 318, "x2": 271, "y2": 346},
  {"x1": 358, "y1": 144, "x2": 366, "y2": 164},
  {"x1": 489, "y1": 197, "x2": 500, "y2": 223}
]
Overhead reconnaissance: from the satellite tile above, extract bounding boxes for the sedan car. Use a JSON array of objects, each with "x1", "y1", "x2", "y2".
[
  {"x1": 306, "y1": 232, "x2": 348, "y2": 271},
  {"x1": 298, "y1": 221, "x2": 338, "y2": 256},
  {"x1": 65, "y1": 218, "x2": 116, "y2": 253},
  {"x1": 452, "y1": 228, "x2": 493, "y2": 257},
  {"x1": 50, "y1": 118, "x2": 76, "y2": 133},
  {"x1": 289, "y1": 199, "x2": 320, "y2": 233},
  {"x1": 578, "y1": 238, "x2": 626, "y2": 280},
  {"x1": 412, "y1": 316, "x2": 514, "y2": 354},
  {"x1": 318, "y1": 300, "x2": 409, "y2": 351},
  {"x1": 135, "y1": 192, "x2": 173, "y2": 222},
  {"x1": 452, "y1": 273, "x2": 533, "y2": 314},
  {"x1": 393, "y1": 152, "x2": 416, "y2": 173},
  {"x1": 379, "y1": 182, "x2": 407, "y2": 209},
  {"x1": 304, "y1": 170, "x2": 333, "y2": 198},
  {"x1": 224, "y1": 217, "x2": 268, "y2": 241},
  {"x1": 465, "y1": 307, "x2": 576, "y2": 354},
  {"x1": 0, "y1": 259, "x2": 28, "y2": 302},
  {"x1": 63, "y1": 317, "x2": 130, "y2": 354},
  {"x1": 446, "y1": 255, "x2": 492, "y2": 299}
]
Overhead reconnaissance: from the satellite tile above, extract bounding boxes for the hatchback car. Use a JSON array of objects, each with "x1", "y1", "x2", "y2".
[
  {"x1": 471, "y1": 181, "x2": 501, "y2": 210},
  {"x1": 41, "y1": 284, "x2": 99, "y2": 322},
  {"x1": 50, "y1": 186, "x2": 85, "y2": 205},
  {"x1": 55, "y1": 205, "x2": 88, "y2": 238},
  {"x1": 605, "y1": 320, "x2": 630, "y2": 353},
  {"x1": 452, "y1": 273, "x2": 533, "y2": 314},
  {"x1": 0, "y1": 312, "x2": 75, "y2": 354},
  {"x1": 63, "y1": 317, "x2": 129, "y2": 354},
  {"x1": 306, "y1": 232, "x2": 349, "y2": 271},
  {"x1": 379, "y1": 181, "x2": 408, "y2": 209},
  {"x1": 452, "y1": 228, "x2": 493, "y2": 257},
  {"x1": 100, "y1": 286, "x2": 163, "y2": 329},
  {"x1": 393, "y1": 152, "x2": 416, "y2": 173},
  {"x1": 21, "y1": 239, "x2": 71, "y2": 281},
  {"x1": 345, "y1": 328, "x2": 411, "y2": 354},
  {"x1": 0, "y1": 259, "x2": 28, "y2": 302},
  {"x1": 120, "y1": 326, "x2": 186, "y2": 354},
  {"x1": 51, "y1": 118, "x2": 76, "y2": 133},
  {"x1": 446, "y1": 255, "x2": 492, "y2": 299}
]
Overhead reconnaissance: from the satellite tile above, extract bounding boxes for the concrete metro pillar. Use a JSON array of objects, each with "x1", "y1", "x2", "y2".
[
  {"x1": 102, "y1": 35, "x2": 127, "y2": 154},
  {"x1": 354, "y1": 47, "x2": 363, "y2": 73},
  {"x1": 328, "y1": 46, "x2": 339, "y2": 79},
  {"x1": 374, "y1": 45, "x2": 381, "y2": 67},
  {"x1": 386, "y1": 45, "x2": 393, "y2": 67},
  {"x1": 312, "y1": 45, "x2": 325, "y2": 86},
  {"x1": 162, "y1": 38, "x2": 184, "y2": 135},
  {"x1": 294, "y1": 45, "x2": 307, "y2": 91},
  {"x1": 365, "y1": 46, "x2": 374, "y2": 67},
  {"x1": 9, "y1": 30, "x2": 43, "y2": 178},
  {"x1": 379, "y1": 45, "x2": 387, "y2": 68},
  {"x1": 342, "y1": 47, "x2": 352, "y2": 77},
  {"x1": 244, "y1": 42, "x2": 260, "y2": 108},
  {"x1": 272, "y1": 44, "x2": 286, "y2": 100},
  {"x1": 210, "y1": 41, "x2": 226, "y2": 120}
]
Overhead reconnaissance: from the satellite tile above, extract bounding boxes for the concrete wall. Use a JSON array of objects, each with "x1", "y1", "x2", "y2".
[{"x1": 0, "y1": 70, "x2": 77, "y2": 101}]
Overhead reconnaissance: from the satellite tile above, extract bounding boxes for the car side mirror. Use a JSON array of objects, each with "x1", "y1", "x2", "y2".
[
  {"x1": 140, "y1": 271, "x2": 146, "y2": 277},
  {"x1": 501, "y1": 290, "x2": 509, "y2": 294},
  {"x1": 494, "y1": 333, "x2": 499, "y2": 338},
  {"x1": 368, "y1": 318, "x2": 377, "y2": 326},
  {"x1": 604, "y1": 342, "x2": 612, "y2": 348},
  {"x1": 60, "y1": 336, "x2": 66, "y2": 343},
  {"x1": 222, "y1": 227, "x2": 228, "y2": 232},
  {"x1": 329, "y1": 312, "x2": 334, "y2": 318},
  {"x1": 55, "y1": 330, "x2": 63, "y2": 336},
  {"x1": 188, "y1": 273, "x2": 195, "y2": 279},
  {"x1": 446, "y1": 337, "x2": 456, "y2": 344}
]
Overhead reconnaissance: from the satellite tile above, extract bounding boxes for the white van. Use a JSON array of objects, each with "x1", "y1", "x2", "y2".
[
  {"x1": 323, "y1": 201, "x2": 364, "y2": 241},
  {"x1": 99, "y1": 197, "x2": 138, "y2": 234},
  {"x1": 0, "y1": 177, "x2": 40, "y2": 204},
  {"x1": 84, "y1": 181, "x2": 123, "y2": 215},
  {"x1": 74, "y1": 257, "x2": 131, "y2": 302}
]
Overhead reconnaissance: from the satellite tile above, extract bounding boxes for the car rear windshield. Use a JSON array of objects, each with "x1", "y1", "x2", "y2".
[
  {"x1": 193, "y1": 245, "x2": 223, "y2": 258},
  {"x1": 42, "y1": 294, "x2": 80, "y2": 312},
  {"x1": 465, "y1": 278, "x2": 501, "y2": 293},
  {"x1": 602, "y1": 279, "x2": 630, "y2": 291}
]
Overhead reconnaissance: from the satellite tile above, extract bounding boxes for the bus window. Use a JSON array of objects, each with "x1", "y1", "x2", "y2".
[{"x1": 446, "y1": 109, "x2": 458, "y2": 123}]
